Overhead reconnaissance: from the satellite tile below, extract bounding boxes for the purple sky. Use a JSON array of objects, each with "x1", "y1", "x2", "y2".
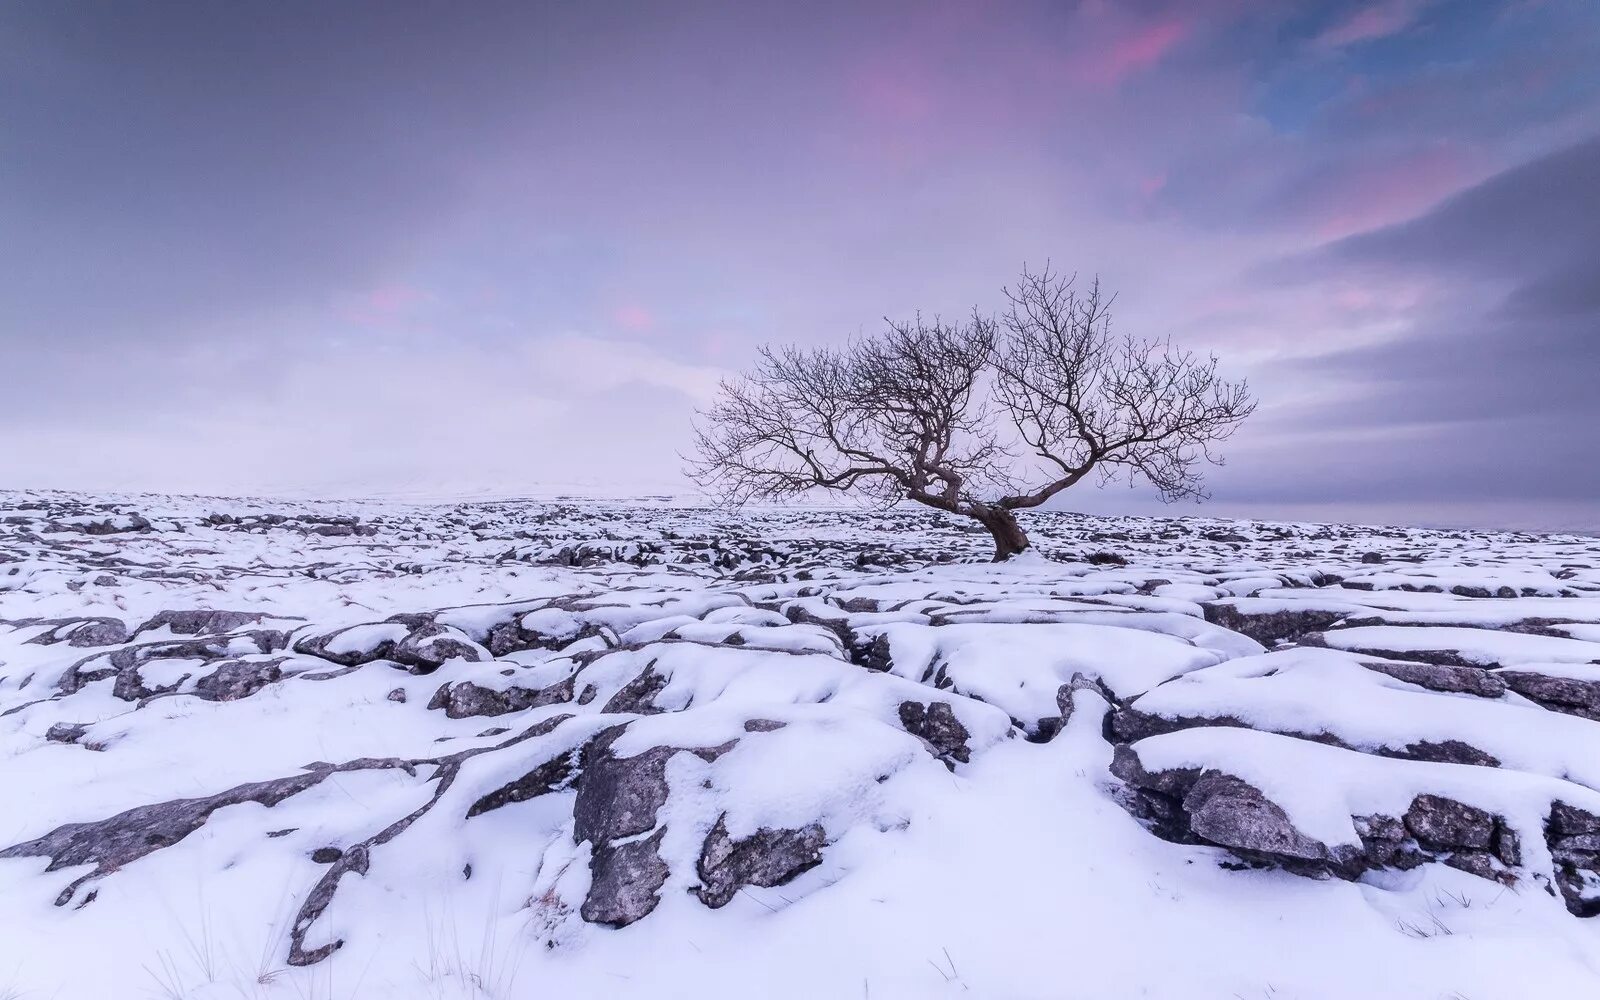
[{"x1": 4, "y1": 1, "x2": 1598, "y2": 530}]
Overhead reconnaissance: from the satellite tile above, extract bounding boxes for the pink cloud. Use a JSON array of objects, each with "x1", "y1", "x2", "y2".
[
  {"x1": 1314, "y1": 0, "x2": 1421, "y2": 49},
  {"x1": 613, "y1": 304, "x2": 655, "y2": 332},
  {"x1": 855, "y1": 67, "x2": 936, "y2": 125},
  {"x1": 839, "y1": 58, "x2": 955, "y2": 169},
  {"x1": 1309, "y1": 145, "x2": 1480, "y2": 240},
  {"x1": 1078, "y1": 16, "x2": 1189, "y2": 87},
  {"x1": 340, "y1": 283, "x2": 428, "y2": 327},
  {"x1": 365, "y1": 284, "x2": 426, "y2": 313}
]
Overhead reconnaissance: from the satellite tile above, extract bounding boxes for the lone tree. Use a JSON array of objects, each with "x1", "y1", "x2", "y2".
[{"x1": 687, "y1": 267, "x2": 1256, "y2": 560}]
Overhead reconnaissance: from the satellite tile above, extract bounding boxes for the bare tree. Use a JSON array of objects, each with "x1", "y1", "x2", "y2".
[{"x1": 688, "y1": 268, "x2": 1256, "y2": 560}]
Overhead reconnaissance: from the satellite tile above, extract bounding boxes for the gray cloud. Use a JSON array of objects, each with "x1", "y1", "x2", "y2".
[
  {"x1": 1240, "y1": 135, "x2": 1600, "y2": 514},
  {"x1": 2, "y1": 1, "x2": 1599, "y2": 531}
]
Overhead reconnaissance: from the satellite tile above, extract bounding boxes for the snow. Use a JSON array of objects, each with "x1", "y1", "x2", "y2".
[
  {"x1": 1130, "y1": 723, "x2": 1600, "y2": 865},
  {"x1": 1131, "y1": 648, "x2": 1600, "y2": 784},
  {"x1": 1320, "y1": 625, "x2": 1600, "y2": 666},
  {"x1": 865, "y1": 620, "x2": 1228, "y2": 721},
  {"x1": 2, "y1": 490, "x2": 1600, "y2": 998}
]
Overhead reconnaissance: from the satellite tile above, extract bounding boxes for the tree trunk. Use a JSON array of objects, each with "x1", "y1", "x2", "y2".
[{"x1": 975, "y1": 505, "x2": 1030, "y2": 562}]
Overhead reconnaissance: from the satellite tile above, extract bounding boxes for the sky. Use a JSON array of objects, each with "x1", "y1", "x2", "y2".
[{"x1": 3, "y1": 0, "x2": 1598, "y2": 530}]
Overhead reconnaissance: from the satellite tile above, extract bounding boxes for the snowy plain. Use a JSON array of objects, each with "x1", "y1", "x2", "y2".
[{"x1": 3, "y1": 491, "x2": 1600, "y2": 999}]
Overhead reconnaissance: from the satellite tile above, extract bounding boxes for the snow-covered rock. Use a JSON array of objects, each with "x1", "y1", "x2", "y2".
[{"x1": 3, "y1": 490, "x2": 1600, "y2": 998}]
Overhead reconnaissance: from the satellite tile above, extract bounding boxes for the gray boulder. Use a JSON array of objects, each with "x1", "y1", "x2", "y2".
[
  {"x1": 1403, "y1": 794, "x2": 1494, "y2": 851},
  {"x1": 897, "y1": 701, "x2": 971, "y2": 766},
  {"x1": 1184, "y1": 772, "x2": 1328, "y2": 862},
  {"x1": 1362, "y1": 660, "x2": 1506, "y2": 699},
  {"x1": 1498, "y1": 671, "x2": 1600, "y2": 722},
  {"x1": 193, "y1": 658, "x2": 286, "y2": 702},
  {"x1": 693, "y1": 814, "x2": 827, "y2": 908},
  {"x1": 427, "y1": 676, "x2": 574, "y2": 719}
]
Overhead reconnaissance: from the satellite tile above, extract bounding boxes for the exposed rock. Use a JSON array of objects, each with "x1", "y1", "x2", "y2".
[
  {"x1": 426, "y1": 676, "x2": 574, "y2": 719},
  {"x1": 1361, "y1": 660, "x2": 1507, "y2": 699},
  {"x1": 781, "y1": 605, "x2": 857, "y2": 654},
  {"x1": 1444, "y1": 850, "x2": 1506, "y2": 882},
  {"x1": 1205, "y1": 531, "x2": 1249, "y2": 544},
  {"x1": 1498, "y1": 671, "x2": 1600, "y2": 722},
  {"x1": 1112, "y1": 706, "x2": 1224, "y2": 744},
  {"x1": 67, "y1": 618, "x2": 131, "y2": 647},
  {"x1": 1395, "y1": 739, "x2": 1501, "y2": 768},
  {"x1": 293, "y1": 626, "x2": 404, "y2": 667},
  {"x1": 136, "y1": 610, "x2": 276, "y2": 637},
  {"x1": 1202, "y1": 602, "x2": 1347, "y2": 646},
  {"x1": 1351, "y1": 814, "x2": 1423, "y2": 872},
  {"x1": 897, "y1": 700, "x2": 971, "y2": 766},
  {"x1": 1493, "y1": 822, "x2": 1522, "y2": 867},
  {"x1": 851, "y1": 633, "x2": 893, "y2": 672},
  {"x1": 1403, "y1": 794, "x2": 1494, "y2": 851},
  {"x1": 466, "y1": 750, "x2": 578, "y2": 817},
  {"x1": 1113, "y1": 706, "x2": 1500, "y2": 769},
  {"x1": 193, "y1": 658, "x2": 285, "y2": 702},
  {"x1": 602, "y1": 665, "x2": 669, "y2": 715},
  {"x1": 1183, "y1": 772, "x2": 1329, "y2": 863},
  {"x1": 1551, "y1": 802, "x2": 1600, "y2": 838},
  {"x1": 572, "y1": 728, "x2": 678, "y2": 848},
  {"x1": 481, "y1": 610, "x2": 600, "y2": 657},
  {"x1": 571, "y1": 728, "x2": 680, "y2": 926},
  {"x1": 1111, "y1": 750, "x2": 1524, "y2": 886},
  {"x1": 692, "y1": 814, "x2": 828, "y2": 908},
  {"x1": 581, "y1": 829, "x2": 670, "y2": 927},
  {"x1": 46, "y1": 722, "x2": 89, "y2": 744},
  {"x1": 1109, "y1": 744, "x2": 1201, "y2": 800},
  {"x1": 0, "y1": 771, "x2": 327, "y2": 905},
  {"x1": 1547, "y1": 802, "x2": 1600, "y2": 915},
  {"x1": 21, "y1": 617, "x2": 131, "y2": 648},
  {"x1": 391, "y1": 623, "x2": 487, "y2": 673},
  {"x1": 1298, "y1": 633, "x2": 1480, "y2": 669},
  {"x1": 571, "y1": 726, "x2": 738, "y2": 926}
]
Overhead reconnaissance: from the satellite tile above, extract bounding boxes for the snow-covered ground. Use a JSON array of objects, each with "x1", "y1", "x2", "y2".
[{"x1": 3, "y1": 491, "x2": 1600, "y2": 999}]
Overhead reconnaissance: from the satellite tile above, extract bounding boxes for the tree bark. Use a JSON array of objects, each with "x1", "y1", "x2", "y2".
[{"x1": 974, "y1": 505, "x2": 1030, "y2": 562}]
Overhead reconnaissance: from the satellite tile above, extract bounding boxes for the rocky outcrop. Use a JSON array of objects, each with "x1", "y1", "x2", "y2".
[
  {"x1": 426, "y1": 676, "x2": 575, "y2": 719},
  {"x1": 571, "y1": 725, "x2": 737, "y2": 927},
  {"x1": 9, "y1": 490, "x2": 1600, "y2": 991},
  {"x1": 1183, "y1": 772, "x2": 1328, "y2": 863},
  {"x1": 391, "y1": 623, "x2": 488, "y2": 672},
  {"x1": 692, "y1": 815, "x2": 827, "y2": 908},
  {"x1": 1548, "y1": 802, "x2": 1600, "y2": 916},
  {"x1": 0, "y1": 771, "x2": 328, "y2": 906},
  {"x1": 1360, "y1": 659, "x2": 1507, "y2": 698},
  {"x1": 851, "y1": 633, "x2": 894, "y2": 672},
  {"x1": 484, "y1": 610, "x2": 605, "y2": 657},
  {"x1": 602, "y1": 665, "x2": 670, "y2": 715},
  {"x1": 292, "y1": 619, "x2": 486, "y2": 674},
  {"x1": 1113, "y1": 746, "x2": 1526, "y2": 889},
  {"x1": 1498, "y1": 671, "x2": 1600, "y2": 722},
  {"x1": 1202, "y1": 602, "x2": 1348, "y2": 646},
  {"x1": 582, "y1": 829, "x2": 671, "y2": 927},
  {"x1": 193, "y1": 658, "x2": 286, "y2": 701},
  {"x1": 466, "y1": 750, "x2": 579, "y2": 818},
  {"x1": 19, "y1": 617, "x2": 130, "y2": 648},
  {"x1": 134, "y1": 610, "x2": 282, "y2": 637},
  {"x1": 45, "y1": 722, "x2": 90, "y2": 744},
  {"x1": 898, "y1": 701, "x2": 971, "y2": 766},
  {"x1": 1109, "y1": 707, "x2": 1501, "y2": 769}
]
